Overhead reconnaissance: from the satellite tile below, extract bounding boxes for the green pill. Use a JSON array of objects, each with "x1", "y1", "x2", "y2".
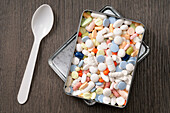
[
  {"x1": 126, "y1": 46, "x2": 134, "y2": 55},
  {"x1": 130, "y1": 23, "x2": 136, "y2": 29},
  {"x1": 81, "y1": 17, "x2": 92, "y2": 27}
]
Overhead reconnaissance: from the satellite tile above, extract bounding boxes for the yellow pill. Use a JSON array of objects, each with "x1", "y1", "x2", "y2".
[
  {"x1": 109, "y1": 37, "x2": 113, "y2": 40},
  {"x1": 87, "y1": 73, "x2": 91, "y2": 77},
  {"x1": 96, "y1": 87, "x2": 103, "y2": 95},
  {"x1": 83, "y1": 56, "x2": 88, "y2": 59},
  {"x1": 71, "y1": 71, "x2": 78, "y2": 79},
  {"x1": 82, "y1": 32, "x2": 89, "y2": 37},
  {"x1": 80, "y1": 67, "x2": 84, "y2": 70},
  {"x1": 79, "y1": 27, "x2": 86, "y2": 34},
  {"x1": 97, "y1": 50, "x2": 105, "y2": 56},
  {"x1": 94, "y1": 18, "x2": 103, "y2": 26},
  {"x1": 75, "y1": 67, "x2": 80, "y2": 71},
  {"x1": 83, "y1": 92, "x2": 91, "y2": 99},
  {"x1": 139, "y1": 34, "x2": 143, "y2": 39},
  {"x1": 110, "y1": 93, "x2": 113, "y2": 98},
  {"x1": 91, "y1": 92, "x2": 96, "y2": 99}
]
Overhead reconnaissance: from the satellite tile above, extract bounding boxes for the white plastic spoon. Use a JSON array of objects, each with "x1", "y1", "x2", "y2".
[{"x1": 17, "y1": 4, "x2": 54, "y2": 104}]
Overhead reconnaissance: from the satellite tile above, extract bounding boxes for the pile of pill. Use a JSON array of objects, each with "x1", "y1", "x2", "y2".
[{"x1": 65, "y1": 11, "x2": 145, "y2": 107}]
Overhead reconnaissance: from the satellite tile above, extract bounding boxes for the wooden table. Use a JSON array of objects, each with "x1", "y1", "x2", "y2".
[{"x1": 0, "y1": 0, "x2": 169, "y2": 113}]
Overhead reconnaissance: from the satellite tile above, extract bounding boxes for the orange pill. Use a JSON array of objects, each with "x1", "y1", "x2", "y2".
[
  {"x1": 95, "y1": 26, "x2": 103, "y2": 31},
  {"x1": 123, "y1": 100, "x2": 126, "y2": 105},
  {"x1": 112, "y1": 52, "x2": 117, "y2": 55},
  {"x1": 124, "y1": 34, "x2": 130, "y2": 40},
  {"x1": 92, "y1": 30, "x2": 97, "y2": 38},
  {"x1": 103, "y1": 70, "x2": 109, "y2": 75},
  {"x1": 83, "y1": 13, "x2": 91, "y2": 18},
  {"x1": 78, "y1": 73, "x2": 83, "y2": 77},
  {"x1": 114, "y1": 61, "x2": 117, "y2": 67},
  {"x1": 99, "y1": 78, "x2": 104, "y2": 83},
  {"x1": 119, "y1": 41, "x2": 127, "y2": 49},
  {"x1": 92, "y1": 48, "x2": 98, "y2": 53},
  {"x1": 109, "y1": 24, "x2": 114, "y2": 32}
]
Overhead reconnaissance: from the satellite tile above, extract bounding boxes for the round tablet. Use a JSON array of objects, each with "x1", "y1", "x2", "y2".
[
  {"x1": 103, "y1": 96, "x2": 111, "y2": 104},
  {"x1": 103, "y1": 18, "x2": 110, "y2": 27},
  {"x1": 72, "y1": 57, "x2": 80, "y2": 65},
  {"x1": 98, "y1": 95, "x2": 104, "y2": 103},
  {"x1": 116, "y1": 65, "x2": 122, "y2": 72},
  {"x1": 135, "y1": 26, "x2": 144, "y2": 34},
  {"x1": 119, "y1": 61, "x2": 127, "y2": 70},
  {"x1": 117, "y1": 49, "x2": 126, "y2": 57},
  {"x1": 116, "y1": 97, "x2": 125, "y2": 106},
  {"x1": 82, "y1": 36, "x2": 90, "y2": 42},
  {"x1": 97, "y1": 55, "x2": 105, "y2": 63},
  {"x1": 126, "y1": 63, "x2": 134, "y2": 71},
  {"x1": 71, "y1": 71, "x2": 78, "y2": 79},
  {"x1": 90, "y1": 74, "x2": 99, "y2": 82},
  {"x1": 85, "y1": 39, "x2": 93, "y2": 48},
  {"x1": 98, "y1": 63, "x2": 107, "y2": 71},
  {"x1": 89, "y1": 66, "x2": 98, "y2": 74},
  {"x1": 96, "y1": 87, "x2": 103, "y2": 95},
  {"x1": 117, "y1": 81, "x2": 127, "y2": 90},
  {"x1": 103, "y1": 88, "x2": 112, "y2": 96},
  {"x1": 70, "y1": 65, "x2": 77, "y2": 72},
  {"x1": 110, "y1": 44, "x2": 119, "y2": 52},
  {"x1": 113, "y1": 28, "x2": 122, "y2": 36},
  {"x1": 114, "y1": 36, "x2": 123, "y2": 45},
  {"x1": 109, "y1": 17, "x2": 116, "y2": 24},
  {"x1": 127, "y1": 27, "x2": 135, "y2": 35}
]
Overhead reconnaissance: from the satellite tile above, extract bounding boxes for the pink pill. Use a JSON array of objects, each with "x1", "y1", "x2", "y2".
[
  {"x1": 83, "y1": 70, "x2": 89, "y2": 74},
  {"x1": 130, "y1": 33, "x2": 137, "y2": 40},
  {"x1": 124, "y1": 44, "x2": 130, "y2": 50},
  {"x1": 112, "y1": 89, "x2": 120, "y2": 97},
  {"x1": 73, "y1": 82, "x2": 82, "y2": 91},
  {"x1": 104, "y1": 82, "x2": 110, "y2": 88},
  {"x1": 86, "y1": 76, "x2": 90, "y2": 82},
  {"x1": 117, "y1": 90, "x2": 128, "y2": 99},
  {"x1": 106, "y1": 39, "x2": 111, "y2": 44},
  {"x1": 86, "y1": 21, "x2": 95, "y2": 32}
]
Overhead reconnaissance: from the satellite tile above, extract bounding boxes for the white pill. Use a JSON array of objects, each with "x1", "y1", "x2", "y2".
[
  {"x1": 84, "y1": 58, "x2": 88, "y2": 64},
  {"x1": 96, "y1": 33, "x2": 104, "y2": 42},
  {"x1": 90, "y1": 74, "x2": 99, "y2": 82},
  {"x1": 89, "y1": 66, "x2": 98, "y2": 74},
  {"x1": 113, "y1": 19, "x2": 124, "y2": 28},
  {"x1": 116, "y1": 97, "x2": 125, "y2": 106},
  {"x1": 114, "y1": 36, "x2": 123, "y2": 45},
  {"x1": 126, "y1": 84, "x2": 130, "y2": 91},
  {"x1": 116, "y1": 56, "x2": 122, "y2": 64},
  {"x1": 81, "y1": 81, "x2": 95, "y2": 93},
  {"x1": 91, "y1": 13, "x2": 107, "y2": 19},
  {"x1": 117, "y1": 49, "x2": 126, "y2": 57},
  {"x1": 100, "y1": 27, "x2": 109, "y2": 34},
  {"x1": 72, "y1": 57, "x2": 80, "y2": 65},
  {"x1": 82, "y1": 49, "x2": 89, "y2": 56},
  {"x1": 76, "y1": 44, "x2": 82, "y2": 52},
  {"x1": 124, "y1": 20, "x2": 132, "y2": 25},
  {"x1": 97, "y1": 45, "x2": 103, "y2": 50},
  {"x1": 135, "y1": 26, "x2": 144, "y2": 34},
  {"x1": 113, "y1": 28, "x2": 122, "y2": 36},
  {"x1": 98, "y1": 63, "x2": 106, "y2": 71},
  {"x1": 120, "y1": 25, "x2": 128, "y2": 30},
  {"x1": 103, "y1": 88, "x2": 112, "y2": 96},
  {"x1": 106, "y1": 56, "x2": 113, "y2": 65},
  {"x1": 133, "y1": 36, "x2": 141, "y2": 43},
  {"x1": 111, "y1": 96, "x2": 116, "y2": 105},
  {"x1": 72, "y1": 90, "x2": 82, "y2": 96},
  {"x1": 85, "y1": 39, "x2": 93, "y2": 48},
  {"x1": 103, "y1": 96, "x2": 111, "y2": 104},
  {"x1": 112, "y1": 55, "x2": 117, "y2": 61},
  {"x1": 81, "y1": 74, "x2": 87, "y2": 83},
  {"x1": 83, "y1": 64, "x2": 89, "y2": 70},
  {"x1": 126, "y1": 63, "x2": 134, "y2": 71},
  {"x1": 103, "y1": 33, "x2": 114, "y2": 38},
  {"x1": 109, "y1": 77, "x2": 115, "y2": 82},
  {"x1": 106, "y1": 49, "x2": 112, "y2": 56},
  {"x1": 122, "y1": 70, "x2": 128, "y2": 76},
  {"x1": 108, "y1": 64, "x2": 116, "y2": 72},
  {"x1": 101, "y1": 42, "x2": 108, "y2": 49},
  {"x1": 135, "y1": 42, "x2": 141, "y2": 49},
  {"x1": 101, "y1": 72, "x2": 109, "y2": 82}
]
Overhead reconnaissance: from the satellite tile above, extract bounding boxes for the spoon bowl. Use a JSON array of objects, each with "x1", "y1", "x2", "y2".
[{"x1": 17, "y1": 4, "x2": 54, "y2": 104}]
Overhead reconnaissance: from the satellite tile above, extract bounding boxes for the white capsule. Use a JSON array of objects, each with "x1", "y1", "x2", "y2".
[
  {"x1": 91, "y1": 13, "x2": 107, "y2": 19},
  {"x1": 103, "y1": 33, "x2": 114, "y2": 38},
  {"x1": 135, "y1": 42, "x2": 141, "y2": 49},
  {"x1": 83, "y1": 64, "x2": 90, "y2": 70},
  {"x1": 81, "y1": 74, "x2": 87, "y2": 83},
  {"x1": 101, "y1": 72, "x2": 109, "y2": 82}
]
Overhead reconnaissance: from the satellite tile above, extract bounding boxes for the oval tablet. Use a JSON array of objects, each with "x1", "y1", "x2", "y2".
[
  {"x1": 135, "y1": 26, "x2": 144, "y2": 34},
  {"x1": 114, "y1": 36, "x2": 123, "y2": 45}
]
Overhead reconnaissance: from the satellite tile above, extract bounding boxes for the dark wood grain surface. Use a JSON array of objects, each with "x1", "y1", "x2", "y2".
[{"x1": 0, "y1": 0, "x2": 169, "y2": 113}]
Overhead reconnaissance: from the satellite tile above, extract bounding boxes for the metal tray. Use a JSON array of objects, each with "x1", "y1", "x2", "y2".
[{"x1": 48, "y1": 5, "x2": 149, "y2": 106}]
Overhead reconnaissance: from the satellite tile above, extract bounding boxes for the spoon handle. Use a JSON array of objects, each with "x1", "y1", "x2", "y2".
[{"x1": 17, "y1": 39, "x2": 41, "y2": 104}]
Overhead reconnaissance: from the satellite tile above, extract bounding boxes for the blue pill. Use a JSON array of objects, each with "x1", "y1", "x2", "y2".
[
  {"x1": 110, "y1": 44, "x2": 119, "y2": 52},
  {"x1": 129, "y1": 57, "x2": 137, "y2": 61},
  {"x1": 95, "y1": 82, "x2": 103, "y2": 86},
  {"x1": 70, "y1": 65, "x2": 77, "y2": 72},
  {"x1": 103, "y1": 19, "x2": 110, "y2": 27},
  {"x1": 95, "y1": 95, "x2": 99, "y2": 102},
  {"x1": 109, "y1": 17, "x2": 116, "y2": 24},
  {"x1": 128, "y1": 60, "x2": 136, "y2": 65},
  {"x1": 75, "y1": 52, "x2": 84, "y2": 59},
  {"x1": 96, "y1": 55, "x2": 105, "y2": 63},
  {"x1": 122, "y1": 54, "x2": 130, "y2": 61},
  {"x1": 82, "y1": 36, "x2": 89, "y2": 42},
  {"x1": 116, "y1": 65, "x2": 122, "y2": 72},
  {"x1": 78, "y1": 60, "x2": 84, "y2": 67},
  {"x1": 117, "y1": 81, "x2": 127, "y2": 90},
  {"x1": 120, "y1": 61, "x2": 127, "y2": 70},
  {"x1": 90, "y1": 87, "x2": 96, "y2": 92},
  {"x1": 98, "y1": 95, "x2": 104, "y2": 103}
]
